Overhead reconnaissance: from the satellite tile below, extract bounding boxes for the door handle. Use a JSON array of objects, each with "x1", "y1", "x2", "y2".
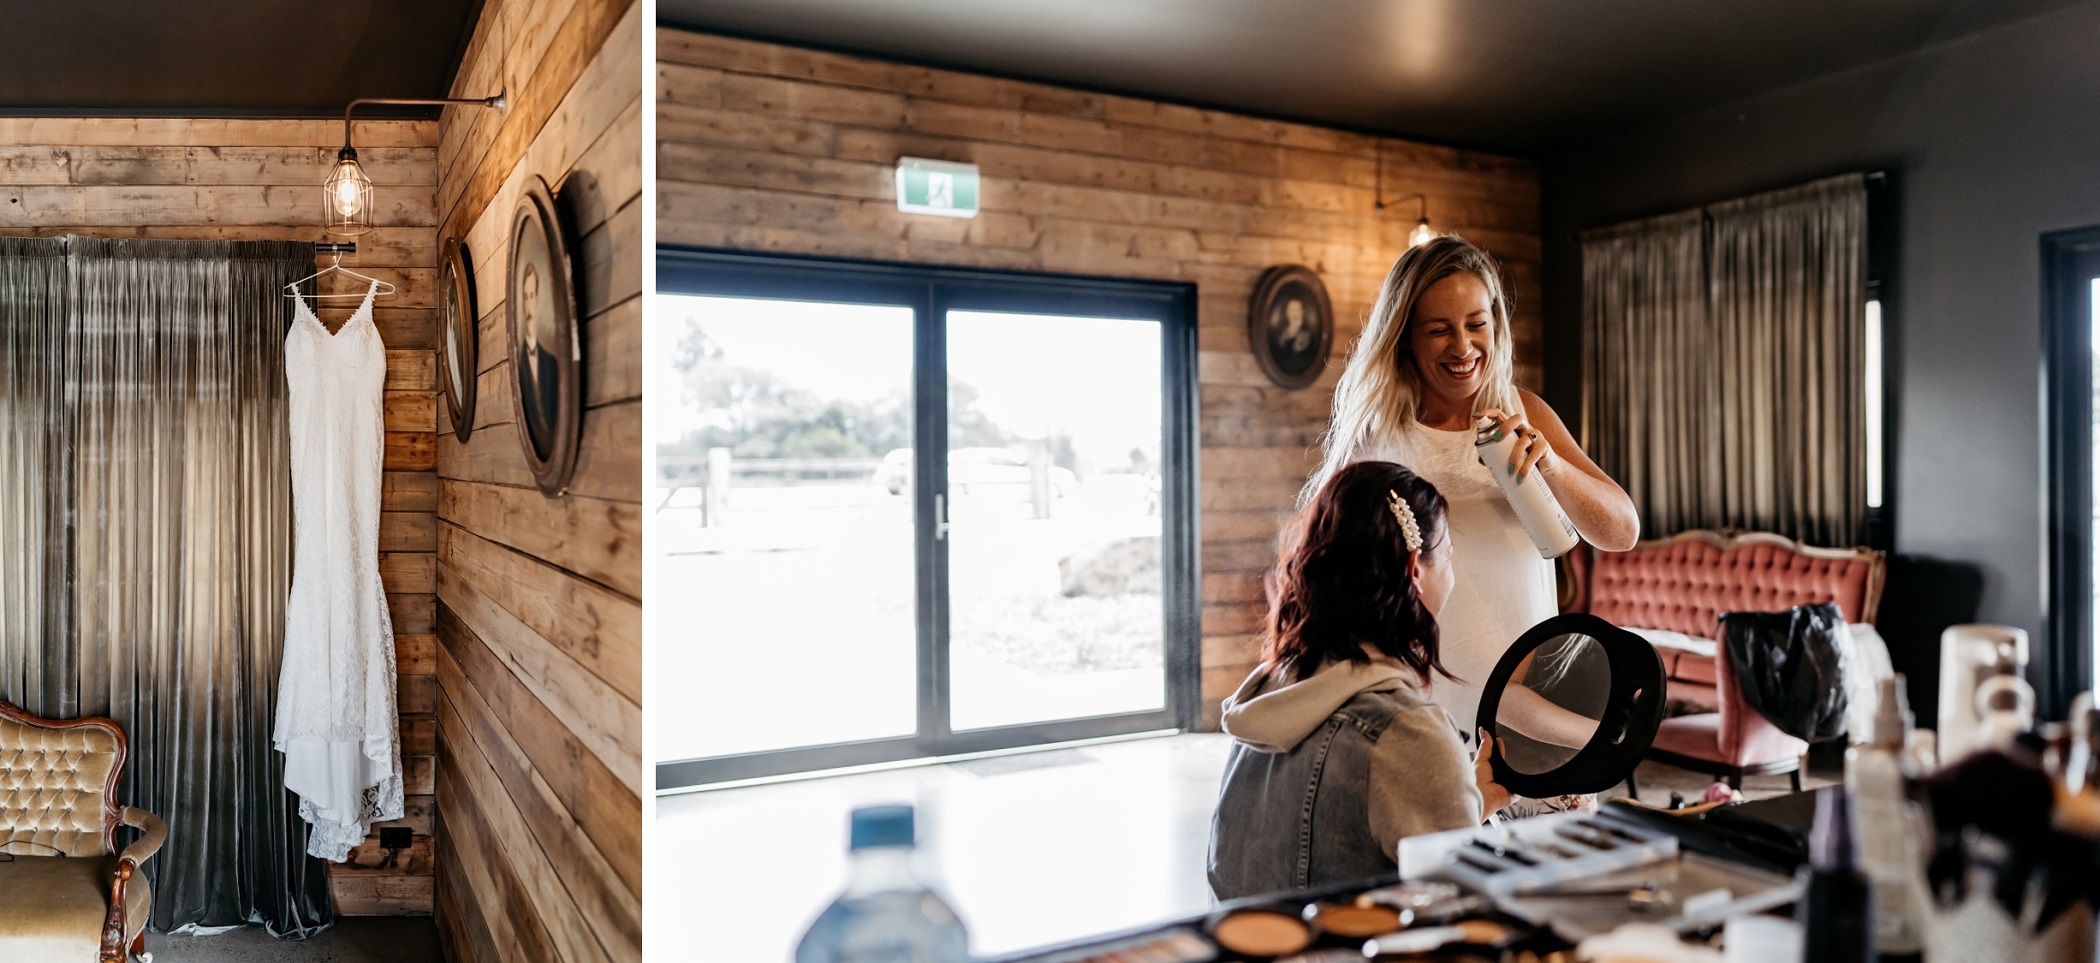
[{"x1": 934, "y1": 493, "x2": 952, "y2": 541}]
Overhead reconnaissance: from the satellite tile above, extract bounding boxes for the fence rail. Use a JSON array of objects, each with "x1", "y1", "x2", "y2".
[{"x1": 658, "y1": 450, "x2": 884, "y2": 521}]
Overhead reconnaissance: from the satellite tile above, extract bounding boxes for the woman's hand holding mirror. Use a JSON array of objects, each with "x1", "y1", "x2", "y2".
[{"x1": 1474, "y1": 727, "x2": 1513, "y2": 819}]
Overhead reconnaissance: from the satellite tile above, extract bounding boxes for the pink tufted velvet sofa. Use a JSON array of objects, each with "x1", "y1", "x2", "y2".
[
  {"x1": 0, "y1": 700, "x2": 166, "y2": 963},
  {"x1": 1561, "y1": 529, "x2": 1886, "y2": 788}
]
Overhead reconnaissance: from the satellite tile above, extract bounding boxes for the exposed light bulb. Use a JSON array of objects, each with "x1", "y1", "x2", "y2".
[
  {"x1": 333, "y1": 169, "x2": 365, "y2": 216},
  {"x1": 324, "y1": 146, "x2": 374, "y2": 235},
  {"x1": 1409, "y1": 218, "x2": 1435, "y2": 248}
]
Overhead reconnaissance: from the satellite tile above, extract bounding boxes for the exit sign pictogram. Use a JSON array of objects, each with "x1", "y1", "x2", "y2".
[{"x1": 895, "y1": 157, "x2": 980, "y2": 218}]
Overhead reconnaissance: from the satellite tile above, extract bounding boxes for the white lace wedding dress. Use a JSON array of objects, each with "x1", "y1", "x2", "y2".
[{"x1": 276, "y1": 281, "x2": 403, "y2": 861}]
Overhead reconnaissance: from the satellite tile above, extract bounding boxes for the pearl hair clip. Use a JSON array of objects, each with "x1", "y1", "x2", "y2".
[{"x1": 1387, "y1": 490, "x2": 1422, "y2": 553}]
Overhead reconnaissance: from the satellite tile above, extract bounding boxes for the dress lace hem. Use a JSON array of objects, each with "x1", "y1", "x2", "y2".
[{"x1": 298, "y1": 773, "x2": 405, "y2": 862}]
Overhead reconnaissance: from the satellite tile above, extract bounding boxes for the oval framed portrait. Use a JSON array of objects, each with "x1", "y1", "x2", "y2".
[
  {"x1": 507, "y1": 176, "x2": 582, "y2": 497},
  {"x1": 438, "y1": 235, "x2": 478, "y2": 443},
  {"x1": 1248, "y1": 264, "x2": 1333, "y2": 390}
]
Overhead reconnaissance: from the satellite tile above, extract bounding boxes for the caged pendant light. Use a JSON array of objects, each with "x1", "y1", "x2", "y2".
[
  {"x1": 327, "y1": 91, "x2": 508, "y2": 235},
  {"x1": 324, "y1": 148, "x2": 373, "y2": 234}
]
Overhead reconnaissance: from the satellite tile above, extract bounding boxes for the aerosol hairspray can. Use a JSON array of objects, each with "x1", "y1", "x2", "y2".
[{"x1": 1475, "y1": 415, "x2": 1580, "y2": 559}]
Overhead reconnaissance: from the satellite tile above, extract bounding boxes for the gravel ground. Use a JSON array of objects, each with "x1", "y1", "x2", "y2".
[{"x1": 953, "y1": 592, "x2": 1165, "y2": 674}]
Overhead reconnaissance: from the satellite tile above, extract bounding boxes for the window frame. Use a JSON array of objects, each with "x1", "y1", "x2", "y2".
[
  {"x1": 1864, "y1": 173, "x2": 1897, "y2": 552},
  {"x1": 652, "y1": 247, "x2": 1202, "y2": 790},
  {"x1": 2042, "y1": 226, "x2": 2100, "y2": 716}
]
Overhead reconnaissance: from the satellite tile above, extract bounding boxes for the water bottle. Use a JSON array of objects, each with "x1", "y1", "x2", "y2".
[
  {"x1": 1474, "y1": 415, "x2": 1580, "y2": 558},
  {"x1": 795, "y1": 805, "x2": 970, "y2": 963}
]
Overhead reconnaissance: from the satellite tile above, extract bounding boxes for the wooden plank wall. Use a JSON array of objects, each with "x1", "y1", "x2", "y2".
[
  {"x1": 0, "y1": 117, "x2": 444, "y2": 914},
  {"x1": 655, "y1": 31, "x2": 1545, "y2": 725},
  {"x1": 430, "y1": 0, "x2": 641, "y2": 959}
]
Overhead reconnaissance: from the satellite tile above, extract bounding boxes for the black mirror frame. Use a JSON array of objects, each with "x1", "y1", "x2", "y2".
[
  {"x1": 506, "y1": 175, "x2": 583, "y2": 498},
  {"x1": 1245, "y1": 264, "x2": 1332, "y2": 390},
  {"x1": 1472, "y1": 612, "x2": 1665, "y2": 799},
  {"x1": 438, "y1": 235, "x2": 478, "y2": 444}
]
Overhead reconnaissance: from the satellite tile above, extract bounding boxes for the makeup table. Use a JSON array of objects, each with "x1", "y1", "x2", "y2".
[{"x1": 982, "y1": 794, "x2": 1821, "y2": 963}]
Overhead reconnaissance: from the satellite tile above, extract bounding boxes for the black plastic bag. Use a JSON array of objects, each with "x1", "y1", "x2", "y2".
[{"x1": 1720, "y1": 602, "x2": 1852, "y2": 743}]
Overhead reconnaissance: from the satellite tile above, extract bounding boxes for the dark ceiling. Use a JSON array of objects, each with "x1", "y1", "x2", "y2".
[
  {"x1": 0, "y1": 1, "x2": 483, "y2": 117},
  {"x1": 659, "y1": 0, "x2": 2093, "y2": 153}
]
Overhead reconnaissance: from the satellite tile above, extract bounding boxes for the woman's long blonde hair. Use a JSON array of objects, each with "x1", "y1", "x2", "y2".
[{"x1": 1304, "y1": 235, "x2": 1521, "y2": 505}]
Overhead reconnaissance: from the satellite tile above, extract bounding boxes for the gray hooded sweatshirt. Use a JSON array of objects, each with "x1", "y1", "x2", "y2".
[{"x1": 1206, "y1": 649, "x2": 1483, "y2": 900}]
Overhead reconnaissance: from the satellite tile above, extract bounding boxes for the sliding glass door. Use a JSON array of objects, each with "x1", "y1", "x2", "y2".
[
  {"x1": 652, "y1": 295, "x2": 920, "y2": 763},
  {"x1": 655, "y1": 251, "x2": 1197, "y2": 789},
  {"x1": 943, "y1": 308, "x2": 1169, "y2": 731}
]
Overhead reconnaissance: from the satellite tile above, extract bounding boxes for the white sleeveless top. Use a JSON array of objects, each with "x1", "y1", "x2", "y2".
[
  {"x1": 275, "y1": 281, "x2": 403, "y2": 861},
  {"x1": 1353, "y1": 413, "x2": 1559, "y2": 741}
]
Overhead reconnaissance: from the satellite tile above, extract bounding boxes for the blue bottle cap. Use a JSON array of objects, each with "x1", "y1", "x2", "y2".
[{"x1": 849, "y1": 804, "x2": 916, "y2": 850}]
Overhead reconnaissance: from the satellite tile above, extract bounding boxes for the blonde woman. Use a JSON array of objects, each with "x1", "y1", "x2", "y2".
[{"x1": 1306, "y1": 235, "x2": 1639, "y2": 760}]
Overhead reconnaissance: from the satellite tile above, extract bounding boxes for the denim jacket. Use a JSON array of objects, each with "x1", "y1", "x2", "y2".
[{"x1": 1206, "y1": 652, "x2": 1482, "y2": 900}]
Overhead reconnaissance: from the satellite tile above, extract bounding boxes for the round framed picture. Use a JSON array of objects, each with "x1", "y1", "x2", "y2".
[
  {"x1": 1247, "y1": 264, "x2": 1333, "y2": 389},
  {"x1": 438, "y1": 235, "x2": 478, "y2": 443},
  {"x1": 507, "y1": 175, "x2": 582, "y2": 497}
]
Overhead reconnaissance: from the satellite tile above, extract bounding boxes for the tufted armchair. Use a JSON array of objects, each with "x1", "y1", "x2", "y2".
[
  {"x1": 1563, "y1": 529, "x2": 1885, "y2": 790},
  {"x1": 0, "y1": 700, "x2": 166, "y2": 963}
]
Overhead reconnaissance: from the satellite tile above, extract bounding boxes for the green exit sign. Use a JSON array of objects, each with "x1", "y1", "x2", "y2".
[{"x1": 895, "y1": 157, "x2": 979, "y2": 218}]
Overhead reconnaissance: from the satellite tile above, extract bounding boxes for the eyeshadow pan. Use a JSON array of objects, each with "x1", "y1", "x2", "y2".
[
  {"x1": 1211, "y1": 908, "x2": 1313, "y2": 957},
  {"x1": 1303, "y1": 902, "x2": 1403, "y2": 938}
]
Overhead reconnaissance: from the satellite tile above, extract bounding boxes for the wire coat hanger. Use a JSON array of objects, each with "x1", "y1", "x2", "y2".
[{"x1": 286, "y1": 250, "x2": 397, "y2": 301}]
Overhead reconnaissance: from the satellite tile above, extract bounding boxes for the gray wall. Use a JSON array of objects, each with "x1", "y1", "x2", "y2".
[{"x1": 1541, "y1": 2, "x2": 2100, "y2": 682}]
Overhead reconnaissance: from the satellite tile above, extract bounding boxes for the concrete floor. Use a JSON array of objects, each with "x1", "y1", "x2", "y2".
[
  {"x1": 148, "y1": 917, "x2": 440, "y2": 963},
  {"x1": 655, "y1": 732, "x2": 1830, "y2": 962}
]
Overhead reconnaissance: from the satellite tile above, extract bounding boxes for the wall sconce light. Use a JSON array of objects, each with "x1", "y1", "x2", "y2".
[
  {"x1": 1389, "y1": 193, "x2": 1436, "y2": 248},
  {"x1": 1372, "y1": 141, "x2": 1436, "y2": 248},
  {"x1": 328, "y1": 91, "x2": 508, "y2": 235}
]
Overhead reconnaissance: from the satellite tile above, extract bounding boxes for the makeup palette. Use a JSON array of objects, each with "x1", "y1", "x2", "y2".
[
  {"x1": 1015, "y1": 926, "x2": 1216, "y2": 963},
  {"x1": 995, "y1": 860, "x2": 1545, "y2": 961},
  {"x1": 1403, "y1": 810, "x2": 1680, "y2": 897},
  {"x1": 1184, "y1": 885, "x2": 1531, "y2": 961}
]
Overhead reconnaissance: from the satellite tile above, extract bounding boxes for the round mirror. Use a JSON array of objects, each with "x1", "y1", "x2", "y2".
[
  {"x1": 1473, "y1": 613, "x2": 1665, "y2": 799},
  {"x1": 438, "y1": 235, "x2": 478, "y2": 443}
]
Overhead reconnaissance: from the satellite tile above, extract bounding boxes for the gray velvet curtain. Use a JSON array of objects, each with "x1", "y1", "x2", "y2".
[
  {"x1": 1708, "y1": 177, "x2": 1868, "y2": 546},
  {"x1": 0, "y1": 236, "x2": 333, "y2": 936},
  {"x1": 1581, "y1": 210, "x2": 1712, "y2": 538},
  {"x1": 1579, "y1": 173, "x2": 1868, "y2": 545},
  {"x1": 0, "y1": 237, "x2": 66, "y2": 687}
]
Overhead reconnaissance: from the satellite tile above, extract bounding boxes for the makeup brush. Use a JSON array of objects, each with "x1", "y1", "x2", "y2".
[{"x1": 1361, "y1": 919, "x2": 1509, "y2": 956}]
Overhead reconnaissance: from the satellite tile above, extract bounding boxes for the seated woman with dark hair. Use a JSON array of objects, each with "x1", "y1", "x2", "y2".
[{"x1": 1207, "y1": 461, "x2": 1508, "y2": 900}]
